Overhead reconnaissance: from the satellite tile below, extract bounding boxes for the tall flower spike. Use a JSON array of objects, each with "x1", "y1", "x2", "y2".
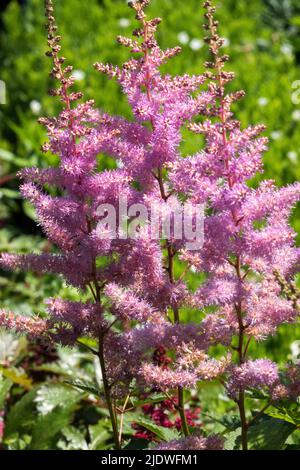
[{"x1": 45, "y1": 0, "x2": 82, "y2": 108}]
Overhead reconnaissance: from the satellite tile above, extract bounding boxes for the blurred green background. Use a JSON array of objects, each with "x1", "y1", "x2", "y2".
[{"x1": 0, "y1": 0, "x2": 300, "y2": 450}]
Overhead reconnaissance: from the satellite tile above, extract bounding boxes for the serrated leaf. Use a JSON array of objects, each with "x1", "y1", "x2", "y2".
[
  {"x1": 246, "y1": 389, "x2": 269, "y2": 400},
  {"x1": 129, "y1": 393, "x2": 166, "y2": 408},
  {"x1": 65, "y1": 379, "x2": 101, "y2": 397},
  {"x1": 4, "y1": 389, "x2": 38, "y2": 438},
  {"x1": 58, "y1": 426, "x2": 88, "y2": 450},
  {"x1": 134, "y1": 416, "x2": 179, "y2": 442},
  {"x1": 89, "y1": 421, "x2": 111, "y2": 450},
  {"x1": 120, "y1": 411, "x2": 141, "y2": 436},
  {"x1": 224, "y1": 427, "x2": 242, "y2": 450},
  {"x1": 35, "y1": 384, "x2": 82, "y2": 415},
  {"x1": 29, "y1": 404, "x2": 77, "y2": 450},
  {"x1": 284, "y1": 444, "x2": 300, "y2": 450},
  {"x1": 247, "y1": 415, "x2": 296, "y2": 450},
  {"x1": 219, "y1": 414, "x2": 241, "y2": 431},
  {"x1": 266, "y1": 408, "x2": 297, "y2": 425},
  {"x1": 266, "y1": 402, "x2": 300, "y2": 425}
]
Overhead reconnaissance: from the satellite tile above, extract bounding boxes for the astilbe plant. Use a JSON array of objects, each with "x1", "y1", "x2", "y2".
[{"x1": 0, "y1": 0, "x2": 300, "y2": 451}]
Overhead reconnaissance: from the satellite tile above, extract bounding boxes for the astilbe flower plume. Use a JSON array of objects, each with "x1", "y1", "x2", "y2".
[{"x1": 0, "y1": 0, "x2": 300, "y2": 451}]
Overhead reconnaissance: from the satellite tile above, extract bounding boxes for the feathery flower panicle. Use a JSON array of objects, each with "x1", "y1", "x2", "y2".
[
  {"x1": 284, "y1": 364, "x2": 300, "y2": 398},
  {"x1": 0, "y1": 311, "x2": 48, "y2": 338},
  {"x1": 104, "y1": 283, "x2": 159, "y2": 323},
  {"x1": 46, "y1": 298, "x2": 107, "y2": 338},
  {"x1": 226, "y1": 359, "x2": 280, "y2": 399},
  {"x1": 94, "y1": 0, "x2": 209, "y2": 186}
]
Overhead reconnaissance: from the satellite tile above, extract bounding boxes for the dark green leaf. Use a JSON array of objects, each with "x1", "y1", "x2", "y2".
[
  {"x1": 134, "y1": 416, "x2": 179, "y2": 442},
  {"x1": 65, "y1": 379, "x2": 101, "y2": 397},
  {"x1": 29, "y1": 404, "x2": 77, "y2": 450},
  {"x1": 247, "y1": 415, "x2": 296, "y2": 450}
]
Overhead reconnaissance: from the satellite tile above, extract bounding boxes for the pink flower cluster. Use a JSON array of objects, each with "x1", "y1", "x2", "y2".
[{"x1": 226, "y1": 359, "x2": 280, "y2": 399}]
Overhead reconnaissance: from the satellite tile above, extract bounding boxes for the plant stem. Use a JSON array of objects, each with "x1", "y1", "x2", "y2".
[
  {"x1": 238, "y1": 390, "x2": 248, "y2": 451},
  {"x1": 98, "y1": 336, "x2": 121, "y2": 450},
  {"x1": 177, "y1": 386, "x2": 190, "y2": 436},
  {"x1": 157, "y1": 170, "x2": 190, "y2": 436},
  {"x1": 87, "y1": 233, "x2": 120, "y2": 449},
  {"x1": 118, "y1": 394, "x2": 130, "y2": 445},
  {"x1": 248, "y1": 401, "x2": 272, "y2": 427},
  {"x1": 235, "y1": 288, "x2": 248, "y2": 451},
  {"x1": 173, "y1": 305, "x2": 190, "y2": 436}
]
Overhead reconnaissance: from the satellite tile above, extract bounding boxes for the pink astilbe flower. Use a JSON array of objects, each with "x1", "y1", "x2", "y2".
[
  {"x1": 154, "y1": 434, "x2": 224, "y2": 451},
  {"x1": 0, "y1": 311, "x2": 48, "y2": 338},
  {"x1": 104, "y1": 283, "x2": 159, "y2": 323},
  {"x1": 46, "y1": 298, "x2": 107, "y2": 341},
  {"x1": 226, "y1": 359, "x2": 280, "y2": 399},
  {"x1": 283, "y1": 364, "x2": 300, "y2": 399}
]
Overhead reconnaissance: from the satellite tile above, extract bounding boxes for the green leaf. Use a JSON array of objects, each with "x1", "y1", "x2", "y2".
[
  {"x1": 247, "y1": 415, "x2": 296, "y2": 450},
  {"x1": 129, "y1": 393, "x2": 167, "y2": 408},
  {"x1": 22, "y1": 200, "x2": 37, "y2": 221},
  {"x1": 123, "y1": 437, "x2": 149, "y2": 450},
  {"x1": 29, "y1": 404, "x2": 77, "y2": 450},
  {"x1": 0, "y1": 188, "x2": 20, "y2": 199},
  {"x1": 266, "y1": 408, "x2": 297, "y2": 425},
  {"x1": 246, "y1": 389, "x2": 269, "y2": 400},
  {"x1": 0, "y1": 331, "x2": 26, "y2": 365},
  {"x1": 0, "y1": 374, "x2": 12, "y2": 409},
  {"x1": 65, "y1": 379, "x2": 101, "y2": 397},
  {"x1": 0, "y1": 149, "x2": 15, "y2": 162},
  {"x1": 0, "y1": 366, "x2": 32, "y2": 391},
  {"x1": 134, "y1": 416, "x2": 180, "y2": 442},
  {"x1": 4, "y1": 389, "x2": 38, "y2": 438},
  {"x1": 224, "y1": 427, "x2": 242, "y2": 450},
  {"x1": 35, "y1": 384, "x2": 83, "y2": 415},
  {"x1": 266, "y1": 402, "x2": 300, "y2": 425},
  {"x1": 57, "y1": 426, "x2": 89, "y2": 450},
  {"x1": 219, "y1": 414, "x2": 241, "y2": 431},
  {"x1": 120, "y1": 411, "x2": 141, "y2": 436},
  {"x1": 89, "y1": 421, "x2": 111, "y2": 450},
  {"x1": 284, "y1": 444, "x2": 300, "y2": 450},
  {"x1": 0, "y1": 148, "x2": 31, "y2": 167},
  {"x1": 33, "y1": 363, "x2": 72, "y2": 377}
]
